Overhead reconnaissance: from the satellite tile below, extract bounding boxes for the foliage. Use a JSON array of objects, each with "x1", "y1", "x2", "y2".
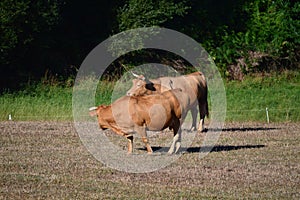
[
  {"x1": 1, "y1": 0, "x2": 300, "y2": 90},
  {"x1": 105, "y1": 0, "x2": 190, "y2": 77},
  {"x1": 117, "y1": 0, "x2": 190, "y2": 31},
  {"x1": 0, "y1": 0, "x2": 61, "y2": 65},
  {"x1": 203, "y1": 0, "x2": 300, "y2": 77},
  {"x1": 243, "y1": 0, "x2": 299, "y2": 55}
]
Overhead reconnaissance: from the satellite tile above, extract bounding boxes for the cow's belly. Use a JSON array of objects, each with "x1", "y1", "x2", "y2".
[{"x1": 145, "y1": 104, "x2": 171, "y2": 131}]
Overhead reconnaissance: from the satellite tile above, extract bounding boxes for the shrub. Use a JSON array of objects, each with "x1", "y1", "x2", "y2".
[{"x1": 204, "y1": 0, "x2": 300, "y2": 79}]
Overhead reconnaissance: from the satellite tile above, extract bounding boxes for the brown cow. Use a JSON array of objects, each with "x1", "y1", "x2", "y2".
[
  {"x1": 89, "y1": 89, "x2": 186, "y2": 154},
  {"x1": 126, "y1": 71, "x2": 209, "y2": 132}
]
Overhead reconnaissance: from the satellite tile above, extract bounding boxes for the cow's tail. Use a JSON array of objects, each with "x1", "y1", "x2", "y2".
[
  {"x1": 201, "y1": 73, "x2": 209, "y2": 118},
  {"x1": 205, "y1": 99, "x2": 209, "y2": 118},
  {"x1": 89, "y1": 106, "x2": 98, "y2": 116},
  {"x1": 205, "y1": 80, "x2": 209, "y2": 118}
]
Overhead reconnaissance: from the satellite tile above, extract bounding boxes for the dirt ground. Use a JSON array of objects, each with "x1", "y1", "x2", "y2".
[{"x1": 1, "y1": 121, "x2": 299, "y2": 199}]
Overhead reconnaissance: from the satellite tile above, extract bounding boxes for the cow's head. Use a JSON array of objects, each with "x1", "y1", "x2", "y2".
[{"x1": 126, "y1": 72, "x2": 157, "y2": 96}]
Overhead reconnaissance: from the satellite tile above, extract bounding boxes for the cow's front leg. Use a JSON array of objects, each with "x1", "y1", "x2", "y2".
[
  {"x1": 135, "y1": 126, "x2": 153, "y2": 154},
  {"x1": 126, "y1": 135, "x2": 134, "y2": 154}
]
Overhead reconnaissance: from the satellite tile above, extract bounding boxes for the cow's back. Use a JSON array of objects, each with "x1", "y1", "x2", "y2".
[{"x1": 153, "y1": 72, "x2": 206, "y2": 106}]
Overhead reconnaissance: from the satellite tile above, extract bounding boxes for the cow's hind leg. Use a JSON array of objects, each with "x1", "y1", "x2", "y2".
[
  {"x1": 190, "y1": 107, "x2": 198, "y2": 131},
  {"x1": 198, "y1": 100, "x2": 208, "y2": 132},
  {"x1": 142, "y1": 137, "x2": 152, "y2": 154}
]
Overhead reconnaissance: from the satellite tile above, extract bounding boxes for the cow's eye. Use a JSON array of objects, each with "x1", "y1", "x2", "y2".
[{"x1": 137, "y1": 84, "x2": 141, "y2": 87}]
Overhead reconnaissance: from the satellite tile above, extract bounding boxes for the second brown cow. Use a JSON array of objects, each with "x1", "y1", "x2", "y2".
[{"x1": 126, "y1": 71, "x2": 209, "y2": 132}]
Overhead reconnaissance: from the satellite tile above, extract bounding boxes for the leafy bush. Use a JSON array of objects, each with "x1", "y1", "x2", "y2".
[{"x1": 204, "y1": 0, "x2": 300, "y2": 78}]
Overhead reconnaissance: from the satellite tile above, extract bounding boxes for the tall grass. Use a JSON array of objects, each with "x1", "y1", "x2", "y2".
[
  {"x1": 0, "y1": 71, "x2": 299, "y2": 122},
  {"x1": 225, "y1": 71, "x2": 300, "y2": 122},
  {"x1": 0, "y1": 84, "x2": 73, "y2": 121}
]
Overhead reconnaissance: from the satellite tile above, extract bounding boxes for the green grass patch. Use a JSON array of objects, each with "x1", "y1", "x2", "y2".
[
  {"x1": 0, "y1": 84, "x2": 73, "y2": 121},
  {"x1": 225, "y1": 71, "x2": 300, "y2": 122},
  {"x1": 0, "y1": 71, "x2": 299, "y2": 122}
]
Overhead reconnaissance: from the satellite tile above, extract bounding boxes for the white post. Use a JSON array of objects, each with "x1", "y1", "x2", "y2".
[
  {"x1": 266, "y1": 107, "x2": 269, "y2": 123},
  {"x1": 8, "y1": 114, "x2": 12, "y2": 121}
]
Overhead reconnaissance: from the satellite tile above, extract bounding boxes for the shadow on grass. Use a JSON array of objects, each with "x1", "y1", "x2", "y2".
[
  {"x1": 138, "y1": 144, "x2": 265, "y2": 154},
  {"x1": 137, "y1": 126, "x2": 273, "y2": 153},
  {"x1": 183, "y1": 144, "x2": 265, "y2": 153},
  {"x1": 206, "y1": 127, "x2": 279, "y2": 132},
  {"x1": 180, "y1": 126, "x2": 279, "y2": 133}
]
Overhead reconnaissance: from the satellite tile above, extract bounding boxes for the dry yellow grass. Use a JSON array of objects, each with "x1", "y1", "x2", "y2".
[{"x1": 1, "y1": 121, "x2": 299, "y2": 199}]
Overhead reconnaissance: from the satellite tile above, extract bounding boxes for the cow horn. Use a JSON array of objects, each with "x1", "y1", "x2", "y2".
[
  {"x1": 130, "y1": 71, "x2": 146, "y2": 81},
  {"x1": 130, "y1": 71, "x2": 140, "y2": 78}
]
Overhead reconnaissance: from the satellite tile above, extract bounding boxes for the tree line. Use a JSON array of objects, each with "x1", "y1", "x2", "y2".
[{"x1": 1, "y1": 0, "x2": 299, "y2": 90}]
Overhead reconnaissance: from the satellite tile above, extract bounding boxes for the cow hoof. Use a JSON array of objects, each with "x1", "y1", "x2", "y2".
[
  {"x1": 198, "y1": 126, "x2": 206, "y2": 132},
  {"x1": 190, "y1": 126, "x2": 196, "y2": 132},
  {"x1": 167, "y1": 149, "x2": 174, "y2": 154},
  {"x1": 174, "y1": 143, "x2": 181, "y2": 154}
]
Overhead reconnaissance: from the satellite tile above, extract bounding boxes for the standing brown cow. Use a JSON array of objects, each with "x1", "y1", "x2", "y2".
[
  {"x1": 126, "y1": 71, "x2": 209, "y2": 132},
  {"x1": 89, "y1": 89, "x2": 187, "y2": 154}
]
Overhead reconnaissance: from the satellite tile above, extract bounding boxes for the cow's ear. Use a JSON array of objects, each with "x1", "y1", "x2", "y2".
[
  {"x1": 145, "y1": 83, "x2": 156, "y2": 91},
  {"x1": 139, "y1": 75, "x2": 146, "y2": 81}
]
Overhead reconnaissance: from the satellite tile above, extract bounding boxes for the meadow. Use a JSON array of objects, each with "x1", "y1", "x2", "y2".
[
  {"x1": 1, "y1": 121, "x2": 299, "y2": 199},
  {"x1": 0, "y1": 70, "x2": 299, "y2": 122},
  {"x1": 1, "y1": 71, "x2": 299, "y2": 199}
]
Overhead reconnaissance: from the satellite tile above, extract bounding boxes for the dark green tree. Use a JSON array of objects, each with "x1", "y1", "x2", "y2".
[
  {"x1": 0, "y1": 0, "x2": 61, "y2": 65},
  {"x1": 0, "y1": 0, "x2": 63, "y2": 89},
  {"x1": 103, "y1": 0, "x2": 191, "y2": 77},
  {"x1": 117, "y1": 0, "x2": 189, "y2": 31}
]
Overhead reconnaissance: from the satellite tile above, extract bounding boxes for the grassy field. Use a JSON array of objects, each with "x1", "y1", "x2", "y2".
[
  {"x1": 1, "y1": 121, "x2": 299, "y2": 199},
  {"x1": 225, "y1": 71, "x2": 300, "y2": 122},
  {"x1": 1, "y1": 71, "x2": 299, "y2": 199},
  {"x1": 0, "y1": 70, "x2": 299, "y2": 122}
]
